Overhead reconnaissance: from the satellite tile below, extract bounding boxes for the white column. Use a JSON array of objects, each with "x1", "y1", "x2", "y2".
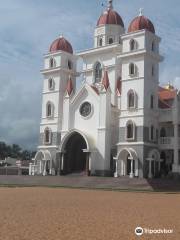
[
  {"x1": 129, "y1": 158, "x2": 134, "y2": 178},
  {"x1": 135, "y1": 160, "x2": 139, "y2": 177},
  {"x1": 172, "y1": 94, "x2": 179, "y2": 173},
  {"x1": 120, "y1": 160, "x2": 123, "y2": 176},
  {"x1": 61, "y1": 154, "x2": 64, "y2": 171},
  {"x1": 29, "y1": 163, "x2": 32, "y2": 176},
  {"x1": 43, "y1": 161, "x2": 47, "y2": 176},
  {"x1": 49, "y1": 160, "x2": 52, "y2": 175},
  {"x1": 147, "y1": 158, "x2": 153, "y2": 179},
  {"x1": 114, "y1": 158, "x2": 118, "y2": 178},
  {"x1": 173, "y1": 124, "x2": 179, "y2": 172},
  {"x1": 39, "y1": 160, "x2": 42, "y2": 174}
]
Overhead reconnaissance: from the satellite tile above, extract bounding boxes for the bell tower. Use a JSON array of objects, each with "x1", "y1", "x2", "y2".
[
  {"x1": 39, "y1": 36, "x2": 78, "y2": 171},
  {"x1": 94, "y1": 0, "x2": 125, "y2": 48}
]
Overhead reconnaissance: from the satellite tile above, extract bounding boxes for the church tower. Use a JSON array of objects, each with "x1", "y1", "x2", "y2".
[
  {"x1": 94, "y1": 0, "x2": 125, "y2": 48},
  {"x1": 118, "y1": 10, "x2": 163, "y2": 177},
  {"x1": 39, "y1": 36, "x2": 78, "y2": 173}
]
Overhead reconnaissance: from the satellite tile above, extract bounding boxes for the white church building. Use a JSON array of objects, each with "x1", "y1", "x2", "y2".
[{"x1": 30, "y1": 0, "x2": 180, "y2": 178}]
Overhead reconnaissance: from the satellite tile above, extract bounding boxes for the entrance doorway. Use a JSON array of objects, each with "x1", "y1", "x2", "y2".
[{"x1": 63, "y1": 132, "x2": 88, "y2": 174}]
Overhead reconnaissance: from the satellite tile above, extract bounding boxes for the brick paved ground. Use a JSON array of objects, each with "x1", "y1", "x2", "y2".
[{"x1": 0, "y1": 187, "x2": 180, "y2": 240}]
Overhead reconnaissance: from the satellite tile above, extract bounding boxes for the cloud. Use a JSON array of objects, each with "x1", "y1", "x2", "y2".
[{"x1": 0, "y1": 0, "x2": 179, "y2": 150}]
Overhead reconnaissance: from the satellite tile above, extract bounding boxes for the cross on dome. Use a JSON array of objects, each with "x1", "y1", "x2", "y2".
[
  {"x1": 108, "y1": 0, "x2": 113, "y2": 10},
  {"x1": 139, "y1": 8, "x2": 144, "y2": 16}
]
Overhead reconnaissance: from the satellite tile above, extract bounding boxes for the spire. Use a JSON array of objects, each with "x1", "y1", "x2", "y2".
[
  {"x1": 66, "y1": 76, "x2": 73, "y2": 96},
  {"x1": 116, "y1": 77, "x2": 122, "y2": 95},
  {"x1": 139, "y1": 8, "x2": 143, "y2": 16},
  {"x1": 107, "y1": 0, "x2": 113, "y2": 10},
  {"x1": 102, "y1": 69, "x2": 110, "y2": 90}
]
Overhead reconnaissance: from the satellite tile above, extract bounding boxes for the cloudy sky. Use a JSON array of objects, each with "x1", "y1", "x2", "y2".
[{"x1": 0, "y1": 0, "x2": 180, "y2": 150}]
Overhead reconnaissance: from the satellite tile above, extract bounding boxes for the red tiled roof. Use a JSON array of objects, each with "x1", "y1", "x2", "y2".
[
  {"x1": 66, "y1": 77, "x2": 73, "y2": 96},
  {"x1": 158, "y1": 99, "x2": 171, "y2": 109},
  {"x1": 102, "y1": 70, "x2": 110, "y2": 90},
  {"x1": 97, "y1": 9, "x2": 124, "y2": 27},
  {"x1": 116, "y1": 77, "x2": 121, "y2": 95},
  {"x1": 50, "y1": 37, "x2": 73, "y2": 54},
  {"x1": 128, "y1": 15, "x2": 155, "y2": 34},
  {"x1": 91, "y1": 85, "x2": 99, "y2": 95},
  {"x1": 158, "y1": 89, "x2": 176, "y2": 100}
]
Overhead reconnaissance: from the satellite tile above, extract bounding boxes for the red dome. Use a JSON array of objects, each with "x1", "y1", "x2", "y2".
[
  {"x1": 97, "y1": 9, "x2": 124, "y2": 27},
  {"x1": 128, "y1": 15, "x2": 155, "y2": 34},
  {"x1": 49, "y1": 36, "x2": 73, "y2": 54}
]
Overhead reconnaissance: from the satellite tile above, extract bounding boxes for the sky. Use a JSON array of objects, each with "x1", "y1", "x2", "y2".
[{"x1": 0, "y1": 0, "x2": 180, "y2": 150}]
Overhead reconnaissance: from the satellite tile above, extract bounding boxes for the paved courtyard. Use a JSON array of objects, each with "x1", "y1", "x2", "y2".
[{"x1": 0, "y1": 187, "x2": 179, "y2": 240}]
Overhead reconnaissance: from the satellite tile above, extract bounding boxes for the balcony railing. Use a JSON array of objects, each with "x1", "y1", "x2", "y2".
[
  {"x1": 159, "y1": 137, "x2": 172, "y2": 145},
  {"x1": 159, "y1": 137, "x2": 180, "y2": 148}
]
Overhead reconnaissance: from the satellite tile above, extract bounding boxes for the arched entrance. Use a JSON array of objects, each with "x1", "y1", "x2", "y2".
[
  {"x1": 60, "y1": 131, "x2": 90, "y2": 175},
  {"x1": 32, "y1": 150, "x2": 52, "y2": 176},
  {"x1": 116, "y1": 148, "x2": 138, "y2": 178},
  {"x1": 147, "y1": 149, "x2": 160, "y2": 178}
]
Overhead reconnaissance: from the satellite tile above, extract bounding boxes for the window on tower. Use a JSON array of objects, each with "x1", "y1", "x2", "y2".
[
  {"x1": 68, "y1": 60, "x2": 73, "y2": 70},
  {"x1": 48, "y1": 78, "x2": 55, "y2": 90},
  {"x1": 150, "y1": 95, "x2": 154, "y2": 109},
  {"x1": 150, "y1": 125, "x2": 154, "y2": 140},
  {"x1": 44, "y1": 128, "x2": 52, "y2": 145},
  {"x1": 129, "y1": 63, "x2": 137, "y2": 76},
  {"x1": 46, "y1": 102, "x2": 54, "y2": 118},
  {"x1": 127, "y1": 90, "x2": 136, "y2": 109},
  {"x1": 152, "y1": 41, "x2": 155, "y2": 52},
  {"x1": 94, "y1": 62, "x2": 102, "y2": 83},
  {"x1": 49, "y1": 58, "x2": 56, "y2": 68},
  {"x1": 130, "y1": 39, "x2": 137, "y2": 51},
  {"x1": 99, "y1": 38, "x2": 103, "y2": 47},
  {"x1": 126, "y1": 120, "x2": 135, "y2": 140},
  {"x1": 108, "y1": 37, "x2": 114, "y2": 44}
]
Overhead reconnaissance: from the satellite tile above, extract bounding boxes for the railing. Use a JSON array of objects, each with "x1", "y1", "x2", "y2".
[
  {"x1": 159, "y1": 137, "x2": 171, "y2": 145},
  {"x1": 158, "y1": 137, "x2": 180, "y2": 148}
]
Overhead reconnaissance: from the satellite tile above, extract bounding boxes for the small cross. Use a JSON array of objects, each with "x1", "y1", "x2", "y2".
[{"x1": 139, "y1": 8, "x2": 143, "y2": 16}]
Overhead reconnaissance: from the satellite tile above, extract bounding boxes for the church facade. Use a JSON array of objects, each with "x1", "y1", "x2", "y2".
[{"x1": 29, "y1": 0, "x2": 180, "y2": 178}]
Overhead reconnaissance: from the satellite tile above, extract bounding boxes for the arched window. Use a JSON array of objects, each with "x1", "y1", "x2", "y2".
[
  {"x1": 129, "y1": 63, "x2": 136, "y2": 76},
  {"x1": 128, "y1": 90, "x2": 136, "y2": 109},
  {"x1": 126, "y1": 121, "x2": 135, "y2": 140},
  {"x1": 46, "y1": 102, "x2": 54, "y2": 118},
  {"x1": 94, "y1": 62, "x2": 102, "y2": 83},
  {"x1": 160, "y1": 127, "x2": 166, "y2": 137},
  {"x1": 99, "y1": 38, "x2": 103, "y2": 46},
  {"x1": 150, "y1": 125, "x2": 154, "y2": 140},
  {"x1": 109, "y1": 38, "x2": 114, "y2": 44},
  {"x1": 150, "y1": 95, "x2": 154, "y2": 108},
  {"x1": 130, "y1": 39, "x2": 137, "y2": 51},
  {"x1": 68, "y1": 60, "x2": 73, "y2": 70},
  {"x1": 48, "y1": 78, "x2": 54, "y2": 90},
  {"x1": 44, "y1": 128, "x2": 52, "y2": 144},
  {"x1": 49, "y1": 58, "x2": 56, "y2": 68}
]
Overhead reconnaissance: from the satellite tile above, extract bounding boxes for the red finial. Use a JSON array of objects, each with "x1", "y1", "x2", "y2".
[
  {"x1": 66, "y1": 76, "x2": 73, "y2": 96},
  {"x1": 116, "y1": 77, "x2": 122, "y2": 95},
  {"x1": 102, "y1": 69, "x2": 110, "y2": 90}
]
